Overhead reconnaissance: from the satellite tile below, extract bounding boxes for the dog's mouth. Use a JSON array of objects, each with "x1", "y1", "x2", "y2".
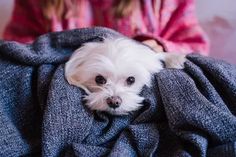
[
  {"x1": 83, "y1": 90, "x2": 145, "y2": 115},
  {"x1": 107, "y1": 108, "x2": 129, "y2": 115}
]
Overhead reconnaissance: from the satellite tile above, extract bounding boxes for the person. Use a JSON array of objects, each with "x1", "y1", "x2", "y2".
[{"x1": 3, "y1": 0, "x2": 209, "y2": 55}]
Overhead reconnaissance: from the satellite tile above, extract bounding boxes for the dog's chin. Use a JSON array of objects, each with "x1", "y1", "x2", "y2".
[
  {"x1": 91, "y1": 103, "x2": 142, "y2": 115},
  {"x1": 105, "y1": 102, "x2": 143, "y2": 115},
  {"x1": 84, "y1": 93, "x2": 144, "y2": 115}
]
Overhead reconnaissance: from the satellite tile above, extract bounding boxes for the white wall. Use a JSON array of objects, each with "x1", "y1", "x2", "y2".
[
  {"x1": 0, "y1": 0, "x2": 13, "y2": 38},
  {"x1": 197, "y1": 0, "x2": 236, "y2": 21},
  {"x1": 0, "y1": 0, "x2": 235, "y2": 63},
  {"x1": 196, "y1": 0, "x2": 236, "y2": 64}
]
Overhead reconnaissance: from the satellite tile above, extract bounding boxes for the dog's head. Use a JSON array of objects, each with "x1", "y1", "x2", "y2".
[{"x1": 65, "y1": 37, "x2": 164, "y2": 115}]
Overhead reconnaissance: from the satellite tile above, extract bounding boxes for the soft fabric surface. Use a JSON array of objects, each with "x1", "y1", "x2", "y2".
[{"x1": 0, "y1": 27, "x2": 235, "y2": 157}]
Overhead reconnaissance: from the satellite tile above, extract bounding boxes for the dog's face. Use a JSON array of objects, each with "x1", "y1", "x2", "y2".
[{"x1": 65, "y1": 38, "x2": 164, "y2": 115}]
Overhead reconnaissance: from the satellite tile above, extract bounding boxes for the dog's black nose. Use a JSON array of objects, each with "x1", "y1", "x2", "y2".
[{"x1": 106, "y1": 96, "x2": 122, "y2": 109}]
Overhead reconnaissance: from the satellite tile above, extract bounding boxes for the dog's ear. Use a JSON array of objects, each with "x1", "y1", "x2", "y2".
[
  {"x1": 65, "y1": 53, "x2": 92, "y2": 94},
  {"x1": 65, "y1": 38, "x2": 104, "y2": 84},
  {"x1": 65, "y1": 54, "x2": 84, "y2": 86},
  {"x1": 65, "y1": 43, "x2": 90, "y2": 86}
]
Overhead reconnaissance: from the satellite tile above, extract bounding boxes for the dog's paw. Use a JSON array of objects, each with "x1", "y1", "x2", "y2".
[{"x1": 164, "y1": 53, "x2": 186, "y2": 69}]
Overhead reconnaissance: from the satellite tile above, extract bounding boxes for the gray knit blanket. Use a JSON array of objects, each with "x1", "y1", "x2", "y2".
[{"x1": 0, "y1": 27, "x2": 235, "y2": 157}]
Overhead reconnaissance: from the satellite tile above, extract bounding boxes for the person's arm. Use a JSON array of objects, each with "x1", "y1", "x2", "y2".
[
  {"x1": 134, "y1": 0, "x2": 209, "y2": 55},
  {"x1": 3, "y1": 0, "x2": 49, "y2": 43}
]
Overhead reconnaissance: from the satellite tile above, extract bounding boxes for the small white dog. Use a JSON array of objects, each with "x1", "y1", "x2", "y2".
[{"x1": 65, "y1": 37, "x2": 185, "y2": 115}]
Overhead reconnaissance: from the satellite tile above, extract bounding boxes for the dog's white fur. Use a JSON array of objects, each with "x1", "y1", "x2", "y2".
[{"x1": 65, "y1": 37, "x2": 185, "y2": 115}]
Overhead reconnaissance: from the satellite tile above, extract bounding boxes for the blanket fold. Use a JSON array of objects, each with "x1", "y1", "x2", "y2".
[{"x1": 0, "y1": 27, "x2": 235, "y2": 157}]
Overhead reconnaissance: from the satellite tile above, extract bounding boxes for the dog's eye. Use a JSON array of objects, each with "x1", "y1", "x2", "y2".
[
  {"x1": 126, "y1": 76, "x2": 135, "y2": 85},
  {"x1": 95, "y1": 75, "x2": 106, "y2": 85}
]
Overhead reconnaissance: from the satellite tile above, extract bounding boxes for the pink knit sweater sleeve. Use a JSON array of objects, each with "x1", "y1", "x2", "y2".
[{"x1": 134, "y1": 0, "x2": 209, "y2": 55}]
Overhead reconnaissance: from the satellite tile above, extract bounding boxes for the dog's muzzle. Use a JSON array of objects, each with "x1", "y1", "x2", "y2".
[{"x1": 106, "y1": 96, "x2": 122, "y2": 109}]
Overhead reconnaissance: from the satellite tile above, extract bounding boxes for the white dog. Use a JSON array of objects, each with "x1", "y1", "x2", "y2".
[{"x1": 65, "y1": 37, "x2": 185, "y2": 115}]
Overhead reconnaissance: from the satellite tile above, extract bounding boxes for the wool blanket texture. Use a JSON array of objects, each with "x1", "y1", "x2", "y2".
[{"x1": 0, "y1": 27, "x2": 236, "y2": 157}]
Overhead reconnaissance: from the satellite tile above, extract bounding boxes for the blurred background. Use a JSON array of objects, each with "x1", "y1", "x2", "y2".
[{"x1": 0, "y1": 0, "x2": 235, "y2": 64}]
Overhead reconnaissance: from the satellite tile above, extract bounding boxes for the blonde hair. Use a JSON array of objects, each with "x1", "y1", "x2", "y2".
[
  {"x1": 42, "y1": 0, "x2": 135, "y2": 20},
  {"x1": 42, "y1": 0, "x2": 64, "y2": 20},
  {"x1": 113, "y1": 0, "x2": 135, "y2": 18}
]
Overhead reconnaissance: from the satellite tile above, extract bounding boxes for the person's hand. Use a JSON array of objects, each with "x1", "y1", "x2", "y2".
[{"x1": 142, "y1": 39, "x2": 164, "y2": 52}]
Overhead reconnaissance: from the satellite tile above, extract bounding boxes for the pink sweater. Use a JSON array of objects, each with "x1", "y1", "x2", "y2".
[{"x1": 3, "y1": 0, "x2": 209, "y2": 55}]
